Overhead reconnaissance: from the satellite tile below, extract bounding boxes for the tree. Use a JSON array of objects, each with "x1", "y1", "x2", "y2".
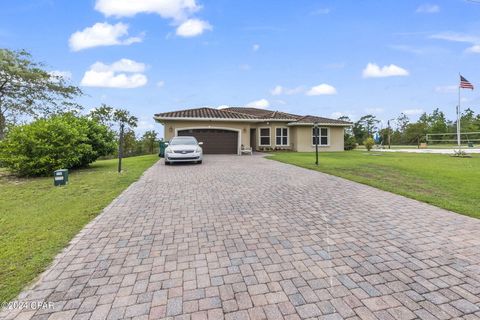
[
  {"x1": 396, "y1": 113, "x2": 410, "y2": 133},
  {"x1": 88, "y1": 104, "x2": 114, "y2": 126},
  {"x1": 123, "y1": 129, "x2": 137, "y2": 156},
  {"x1": 404, "y1": 122, "x2": 428, "y2": 147},
  {"x1": 353, "y1": 114, "x2": 379, "y2": 144},
  {"x1": 0, "y1": 113, "x2": 115, "y2": 176},
  {"x1": 0, "y1": 49, "x2": 82, "y2": 139},
  {"x1": 337, "y1": 116, "x2": 356, "y2": 150},
  {"x1": 141, "y1": 130, "x2": 158, "y2": 154},
  {"x1": 112, "y1": 109, "x2": 138, "y2": 172},
  {"x1": 88, "y1": 105, "x2": 138, "y2": 172},
  {"x1": 338, "y1": 115, "x2": 353, "y2": 135},
  {"x1": 460, "y1": 108, "x2": 479, "y2": 132},
  {"x1": 429, "y1": 108, "x2": 448, "y2": 134}
]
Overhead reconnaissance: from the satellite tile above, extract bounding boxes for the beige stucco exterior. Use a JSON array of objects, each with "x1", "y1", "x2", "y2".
[
  {"x1": 160, "y1": 120, "x2": 346, "y2": 154},
  {"x1": 292, "y1": 126, "x2": 345, "y2": 152}
]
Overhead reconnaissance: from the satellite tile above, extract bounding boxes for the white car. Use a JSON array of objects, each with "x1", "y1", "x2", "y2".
[{"x1": 164, "y1": 136, "x2": 203, "y2": 165}]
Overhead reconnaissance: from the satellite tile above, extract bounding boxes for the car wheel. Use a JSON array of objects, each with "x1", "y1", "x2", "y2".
[
  {"x1": 165, "y1": 161, "x2": 170, "y2": 165},
  {"x1": 197, "y1": 160, "x2": 202, "y2": 164}
]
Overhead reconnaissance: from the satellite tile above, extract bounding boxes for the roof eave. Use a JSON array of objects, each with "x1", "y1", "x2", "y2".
[
  {"x1": 287, "y1": 122, "x2": 353, "y2": 127},
  {"x1": 153, "y1": 116, "x2": 299, "y2": 123}
]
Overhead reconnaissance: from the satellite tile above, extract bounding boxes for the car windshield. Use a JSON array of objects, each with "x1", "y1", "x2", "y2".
[{"x1": 170, "y1": 137, "x2": 198, "y2": 145}]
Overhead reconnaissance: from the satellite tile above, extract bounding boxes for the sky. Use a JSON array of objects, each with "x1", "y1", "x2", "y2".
[{"x1": 2, "y1": 0, "x2": 480, "y2": 136}]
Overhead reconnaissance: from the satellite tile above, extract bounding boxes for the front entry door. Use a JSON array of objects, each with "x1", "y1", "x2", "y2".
[{"x1": 250, "y1": 128, "x2": 256, "y2": 151}]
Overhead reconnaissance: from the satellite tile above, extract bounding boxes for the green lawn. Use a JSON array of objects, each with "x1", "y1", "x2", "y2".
[
  {"x1": 358, "y1": 144, "x2": 477, "y2": 150},
  {"x1": 267, "y1": 151, "x2": 480, "y2": 219},
  {"x1": 0, "y1": 155, "x2": 158, "y2": 303}
]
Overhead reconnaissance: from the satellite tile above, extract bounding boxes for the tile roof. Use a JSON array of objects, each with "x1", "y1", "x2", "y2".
[
  {"x1": 154, "y1": 107, "x2": 258, "y2": 119},
  {"x1": 223, "y1": 107, "x2": 301, "y2": 120},
  {"x1": 292, "y1": 115, "x2": 352, "y2": 125},
  {"x1": 154, "y1": 107, "x2": 352, "y2": 125}
]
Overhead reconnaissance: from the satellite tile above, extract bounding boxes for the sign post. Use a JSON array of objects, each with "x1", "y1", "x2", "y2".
[{"x1": 314, "y1": 122, "x2": 319, "y2": 166}]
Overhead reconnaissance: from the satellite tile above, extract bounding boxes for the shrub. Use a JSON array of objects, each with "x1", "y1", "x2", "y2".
[
  {"x1": 344, "y1": 135, "x2": 357, "y2": 150},
  {"x1": 0, "y1": 113, "x2": 116, "y2": 176},
  {"x1": 363, "y1": 137, "x2": 375, "y2": 151}
]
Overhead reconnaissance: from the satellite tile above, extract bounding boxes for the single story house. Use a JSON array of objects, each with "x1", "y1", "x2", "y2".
[{"x1": 154, "y1": 107, "x2": 352, "y2": 154}]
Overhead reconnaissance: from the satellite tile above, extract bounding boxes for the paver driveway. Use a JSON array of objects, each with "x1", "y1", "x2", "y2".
[{"x1": 2, "y1": 155, "x2": 480, "y2": 320}]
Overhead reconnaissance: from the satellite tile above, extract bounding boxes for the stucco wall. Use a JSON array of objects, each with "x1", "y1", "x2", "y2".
[
  {"x1": 293, "y1": 126, "x2": 345, "y2": 152},
  {"x1": 254, "y1": 122, "x2": 292, "y2": 150},
  {"x1": 160, "y1": 120, "x2": 345, "y2": 152}
]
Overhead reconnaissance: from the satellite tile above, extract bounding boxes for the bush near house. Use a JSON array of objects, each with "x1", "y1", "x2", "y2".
[
  {"x1": 344, "y1": 135, "x2": 357, "y2": 150},
  {"x1": 0, "y1": 113, "x2": 116, "y2": 176},
  {"x1": 363, "y1": 137, "x2": 375, "y2": 151}
]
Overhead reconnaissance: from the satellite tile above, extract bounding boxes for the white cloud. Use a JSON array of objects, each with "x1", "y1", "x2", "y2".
[
  {"x1": 156, "y1": 80, "x2": 165, "y2": 87},
  {"x1": 69, "y1": 22, "x2": 142, "y2": 51},
  {"x1": 95, "y1": 0, "x2": 211, "y2": 38},
  {"x1": 306, "y1": 84, "x2": 337, "y2": 96},
  {"x1": 270, "y1": 85, "x2": 304, "y2": 96},
  {"x1": 403, "y1": 108, "x2": 424, "y2": 116},
  {"x1": 430, "y1": 32, "x2": 480, "y2": 53},
  {"x1": 49, "y1": 70, "x2": 72, "y2": 80},
  {"x1": 389, "y1": 45, "x2": 425, "y2": 55},
  {"x1": 252, "y1": 44, "x2": 260, "y2": 51},
  {"x1": 362, "y1": 63, "x2": 409, "y2": 78},
  {"x1": 435, "y1": 85, "x2": 457, "y2": 93},
  {"x1": 430, "y1": 32, "x2": 479, "y2": 43},
  {"x1": 416, "y1": 4, "x2": 440, "y2": 13},
  {"x1": 81, "y1": 59, "x2": 148, "y2": 89},
  {"x1": 176, "y1": 19, "x2": 212, "y2": 37},
  {"x1": 271, "y1": 85, "x2": 283, "y2": 96},
  {"x1": 95, "y1": 0, "x2": 200, "y2": 20},
  {"x1": 389, "y1": 45, "x2": 447, "y2": 55},
  {"x1": 466, "y1": 45, "x2": 480, "y2": 53},
  {"x1": 246, "y1": 98, "x2": 270, "y2": 109}
]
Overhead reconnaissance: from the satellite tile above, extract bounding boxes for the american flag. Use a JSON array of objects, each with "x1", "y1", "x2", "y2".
[{"x1": 460, "y1": 75, "x2": 474, "y2": 90}]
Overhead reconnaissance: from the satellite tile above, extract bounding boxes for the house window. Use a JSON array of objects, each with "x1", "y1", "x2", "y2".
[
  {"x1": 312, "y1": 127, "x2": 329, "y2": 145},
  {"x1": 259, "y1": 128, "x2": 270, "y2": 146},
  {"x1": 275, "y1": 128, "x2": 288, "y2": 146}
]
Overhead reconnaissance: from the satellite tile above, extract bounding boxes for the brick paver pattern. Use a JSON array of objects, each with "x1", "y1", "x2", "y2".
[{"x1": 2, "y1": 155, "x2": 480, "y2": 320}]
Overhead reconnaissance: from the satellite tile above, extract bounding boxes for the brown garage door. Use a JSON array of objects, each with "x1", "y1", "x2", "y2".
[{"x1": 178, "y1": 129, "x2": 238, "y2": 154}]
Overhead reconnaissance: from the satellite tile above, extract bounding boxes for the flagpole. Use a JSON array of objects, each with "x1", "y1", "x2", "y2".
[{"x1": 457, "y1": 74, "x2": 461, "y2": 148}]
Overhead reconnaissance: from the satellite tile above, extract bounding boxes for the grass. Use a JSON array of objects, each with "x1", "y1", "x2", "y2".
[
  {"x1": 267, "y1": 151, "x2": 480, "y2": 219},
  {"x1": 357, "y1": 144, "x2": 477, "y2": 150},
  {"x1": 0, "y1": 155, "x2": 159, "y2": 303}
]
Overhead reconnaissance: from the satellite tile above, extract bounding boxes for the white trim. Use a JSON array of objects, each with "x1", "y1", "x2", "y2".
[
  {"x1": 274, "y1": 126, "x2": 289, "y2": 146},
  {"x1": 258, "y1": 127, "x2": 271, "y2": 146},
  {"x1": 312, "y1": 127, "x2": 330, "y2": 147},
  {"x1": 175, "y1": 126, "x2": 242, "y2": 155}
]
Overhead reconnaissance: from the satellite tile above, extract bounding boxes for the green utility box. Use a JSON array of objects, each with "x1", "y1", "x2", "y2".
[
  {"x1": 159, "y1": 140, "x2": 167, "y2": 158},
  {"x1": 53, "y1": 169, "x2": 68, "y2": 186}
]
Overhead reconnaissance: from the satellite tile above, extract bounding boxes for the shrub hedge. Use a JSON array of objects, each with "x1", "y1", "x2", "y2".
[{"x1": 0, "y1": 113, "x2": 116, "y2": 176}]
